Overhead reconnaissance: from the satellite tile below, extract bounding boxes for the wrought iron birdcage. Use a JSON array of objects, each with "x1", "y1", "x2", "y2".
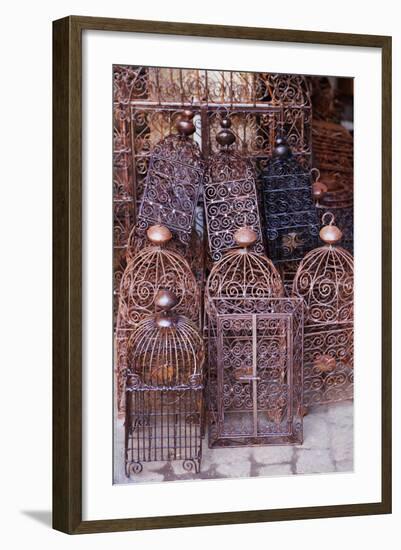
[
  {"x1": 205, "y1": 228, "x2": 303, "y2": 447},
  {"x1": 260, "y1": 137, "x2": 319, "y2": 264},
  {"x1": 116, "y1": 224, "x2": 200, "y2": 413},
  {"x1": 132, "y1": 109, "x2": 205, "y2": 250},
  {"x1": 203, "y1": 116, "x2": 264, "y2": 262},
  {"x1": 125, "y1": 290, "x2": 205, "y2": 476},
  {"x1": 292, "y1": 213, "x2": 354, "y2": 410}
]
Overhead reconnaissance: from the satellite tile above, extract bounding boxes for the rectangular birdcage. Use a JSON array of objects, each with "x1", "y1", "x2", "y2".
[{"x1": 207, "y1": 297, "x2": 304, "y2": 448}]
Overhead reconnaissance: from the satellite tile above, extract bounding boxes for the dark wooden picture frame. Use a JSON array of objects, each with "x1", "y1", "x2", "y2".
[{"x1": 53, "y1": 15, "x2": 392, "y2": 534}]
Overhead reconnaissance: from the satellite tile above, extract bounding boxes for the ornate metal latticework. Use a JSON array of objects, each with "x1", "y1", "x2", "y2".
[
  {"x1": 292, "y1": 213, "x2": 354, "y2": 410},
  {"x1": 133, "y1": 109, "x2": 204, "y2": 250},
  {"x1": 204, "y1": 116, "x2": 264, "y2": 262},
  {"x1": 204, "y1": 228, "x2": 302, "y2": 447},
  {"x1": 261, "y1": 137, "x2": 319, "y2": 264},
  {"x1": 205, "y1": 227, "x2": 284, "y2": 305},
  {"x1": 207, "y1": 297, "x2": 303, "y2": 448},
  {"x1": 116, "y1": 224, "x2": 200, "y2": 413},
  {"x1": 113, "y1": 66, "x2": 312, "y2": 299},
  {"x1": 125, "y1": 290, "x2": 205, "y2": 476}
]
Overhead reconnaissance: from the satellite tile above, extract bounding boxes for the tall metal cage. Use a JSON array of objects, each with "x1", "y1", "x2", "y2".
[
  {"x1": 292, "y1": 213, "x2": 354, "y2": 410},
  {"x1": 116, "y1": 224, "x2": 200, "y2": 413},
  {"x1": 125, "y1": 290, "x2": 205, "y2": 476},
  {"x1": 260, "y1": 137, "x2": 319, "y2": 264},
  {"x1": 205, "y1": 227, "x2": 303, "y2": 447},
  {"x1": 132, "y1": 109, "x2": 205, "y2": 251},
  {"x1": 203, "y1": 116, "x2": 264, "y2": 262},
  {"x1": 207, "y1": 297, "x2": 304, "y2": 448}
]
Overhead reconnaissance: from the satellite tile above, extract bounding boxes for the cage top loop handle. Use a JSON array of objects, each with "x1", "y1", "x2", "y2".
[
  {"x1": 310, "y1": 167, "x2": 321, "y2": 182},
  {"x1": 322, "y1": 211, "x2": 335, "y2": 226}
]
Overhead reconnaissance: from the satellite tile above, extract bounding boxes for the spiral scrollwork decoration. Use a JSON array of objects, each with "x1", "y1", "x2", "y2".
[
  {"x1": 261, "y1": 137, "x2": 319, "y2": 264},
  {"x1": 292, "y1": 213, "x2": 354, "y2": 410}
]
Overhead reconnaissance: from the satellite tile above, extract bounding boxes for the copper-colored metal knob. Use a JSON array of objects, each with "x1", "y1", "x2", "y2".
[
  {"x1": 273, "y1": 137, "x2": 291, "y2": 158},
  {"x1": 216, "y1": 117, "x2": 236, "y2": 147},
  {"x1": 146, "y1": 224, "x2": 172, "y2": 245},
  {"x1": 154, "y1": 289, "x2": 178, "y2": 311},
  {"x1": 312, "y1": 181, "x2": 328, "y2": 201},
  {"x1": 314, "y1": 354, "x2": 336, "y2": 373},
  {"x1": 175, "y1": 109, "x2": 196, "y2": 136},
  {"x1": 233, "y1": 227, "x2": 257, "y2": 248},
  {"x1": 319, "y1": 224, "x2": 343, "y2": 245}
]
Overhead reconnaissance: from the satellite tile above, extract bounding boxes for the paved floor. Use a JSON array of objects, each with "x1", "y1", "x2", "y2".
[{"x1": 114, "y1": 401, "x2": 353, "y2": 484}]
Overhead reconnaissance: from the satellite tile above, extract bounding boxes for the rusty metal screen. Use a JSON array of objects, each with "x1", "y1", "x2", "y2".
[{"x1": 207, "y1": 298, "x2": 303, "y2": 448}]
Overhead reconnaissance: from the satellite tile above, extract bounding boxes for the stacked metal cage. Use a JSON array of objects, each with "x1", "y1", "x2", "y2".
[
  {"x1": 292, "y1": 213, "x2": 354, "y2": 410},
  {"x1": 206, "y1": 227, "x2": 303, "y2": 448},
  {"x1": 116, "y1": 224, "x2": 200, "y2": 413},
  {"x1": 125, "y1": 290, "x2": 205, "y2": 476}
]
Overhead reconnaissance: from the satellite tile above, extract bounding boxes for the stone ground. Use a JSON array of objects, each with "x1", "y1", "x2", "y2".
[{"x1": 114, "y1": 401, "x2": 353, "y2": 484}]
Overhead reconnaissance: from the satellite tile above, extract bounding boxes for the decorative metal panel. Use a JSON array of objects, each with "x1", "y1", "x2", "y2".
[
  {"x1": 292, "y1": 213, "x2": 354, "y2": 410},
  {"x1": 125, "y1": 290, "x2": 205, "y2": 476},
  {"x1": 261, "y1": 137, "x2": 319, "y2": 263},
  {"x1": 204, "y1": 116, "x2": 264, "y2": 262},
  {"x1": 207, "y1": 297, "x2": 303, "y2": 448}
]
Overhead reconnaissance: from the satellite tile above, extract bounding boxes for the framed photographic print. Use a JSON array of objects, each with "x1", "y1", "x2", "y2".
[{"x1": 53, "y1": 16, "x2": 392, "y2": 534}]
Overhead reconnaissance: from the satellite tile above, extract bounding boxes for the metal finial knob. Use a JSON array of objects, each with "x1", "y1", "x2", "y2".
[
  {"x1": 312, "y1": 181, "x2": 328, "y2": 201},
  {"x1": 319, "y1": 212, "x2": 343, "y2": 245},
  {"x1": 146, "y1": 224, "x2": 173, "y2": 246},
  {"x1": 155, "y1": 289, "x2": 178, "y2": 312},
  {"x1": 175, "y1": 109, "x2": 196, "y2": 136},
  {"x1": 233, "y1": 227, "x2": 257, "y2": 248},
  {"x1": 216, "y1": 117, "x2": 236, "y2": 147},
  {"x1": 273, "y1": 136, "x2": 292, "y2": 158}
]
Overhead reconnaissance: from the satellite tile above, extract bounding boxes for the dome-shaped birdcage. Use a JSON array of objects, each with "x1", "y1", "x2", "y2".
[
  {"x1": 203, "y1": 116, "x2": 264, "y2": 262},
  {"x1": 292, "y1": 212, "x2": 354, "y2": 409},
  {"x1": 206, "y1": 227, "x2": 284, "y2": 314},
  {"x1": 133, "y1": 108, "x2": 204, "y2": 249},
  {"x1": 292, "y1": 212, "x2": 353, "y2": 325},
  {"x1": 118, "y1": 224, "x2": 200, "y2": 328},
  {"x1": 127, "y1": 290, "x2": 205, "y2": 388}
]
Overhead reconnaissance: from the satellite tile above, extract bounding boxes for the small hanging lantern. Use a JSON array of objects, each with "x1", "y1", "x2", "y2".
[
  {"x1": 292, "y1": 212, "x2": 354, "y2": 410},
  {"x1": 204, "y1": 116, "x2": 264, "y2": 262},
  {"x1": 205, "y1": 228, "x2": 303, "y2": 448},
  {"x1": 134, "y1": 109, "x2": 204, "y2": 249},
  {"x1": 260, "y1": 137, "x2": 320, "y2": 263},
  {"x1": 125, "y1": 289, "x2": 205, "y2": 476},
  {"x1": 116, "y1": 224, "x2": 200, "y2": 414}
]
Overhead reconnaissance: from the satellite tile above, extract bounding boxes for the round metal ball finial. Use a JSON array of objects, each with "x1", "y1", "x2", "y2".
[
  {"x1": 216, "y1": 117, "x2": 236, "y2": 147},
  {"x1": 233, "y1": 227, "x2": 257, "y2": 248},
  {"x1": 155, "y1": 289, "x2": 178, "y2": 312},
  {"x1": 146, "y1": 224, "x2": 173, "y2": 246},
  {"x1": 319, "y1": 224, "x2": 343, "y2": 245},
  {"x1": 175, "y1": 109, "x2": 196, "y2": 136},
  {"x1": 312, "y1": 180, "x2": 328, "y2": 201},
  {"x1": 273, "y1": 136, "x2": 291, "y2": 158}
]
